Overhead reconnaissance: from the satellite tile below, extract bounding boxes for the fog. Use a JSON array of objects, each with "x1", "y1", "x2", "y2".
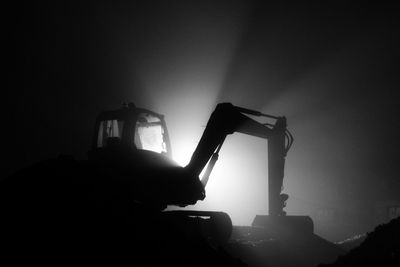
[{"x1": 5, "y1": 1, "x2": 399, "y2": 241}]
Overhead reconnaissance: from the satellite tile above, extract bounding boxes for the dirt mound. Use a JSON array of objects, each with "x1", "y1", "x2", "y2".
[
  {"x1": 227, "y1": 226, "x2": 345, "y2": 267},
  {"x1": 320, "y1": 217, "x2": 400, "y2": 267}
]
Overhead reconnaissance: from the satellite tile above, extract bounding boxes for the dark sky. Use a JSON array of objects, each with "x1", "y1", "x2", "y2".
[{"x1": 4, "y1": 1, "x2": 400, "y2": 230}]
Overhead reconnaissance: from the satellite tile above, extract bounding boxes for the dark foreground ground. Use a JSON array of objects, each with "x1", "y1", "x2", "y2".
[
  {"x1": 228, "y1": 217, "x2": 399, "y2": 267},
  {"x1": 1, "y1": 157, "x2": 399, "y2": 266},
  {"x1": 227, "y1": 226, "x2": 345, "y2": 267},
  {"x1": 320, "y1": 217, "x2": 399, "y2": 267}
]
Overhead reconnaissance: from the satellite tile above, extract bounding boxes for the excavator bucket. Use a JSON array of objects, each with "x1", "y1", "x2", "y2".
[{"x1": 252, "y1": 215, "x2": 314, "y2": 236}]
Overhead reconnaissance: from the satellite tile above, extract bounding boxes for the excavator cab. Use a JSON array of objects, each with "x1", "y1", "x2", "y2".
[
  {"x1": 92, "y1": 103, "x2": 172, "y2": 158},
  {"x1": 88, "y1": 103, "x2": 205, "y2": 209}
]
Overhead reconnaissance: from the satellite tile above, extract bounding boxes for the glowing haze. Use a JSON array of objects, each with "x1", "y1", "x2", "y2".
[
  {"x1": 108, "y1": 2, "x2": 399, "y2": 230},
  {"x1": 6, "y1": 1, "x2": 400, "y2": 240}
]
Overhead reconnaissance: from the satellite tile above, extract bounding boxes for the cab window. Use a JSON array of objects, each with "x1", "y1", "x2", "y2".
[
  {"x1": 97, "y1": 120, "x2": 124, "y2": 147},
  {"x1": 134, "y1": 113, "x2": 167, "y2": 154}
]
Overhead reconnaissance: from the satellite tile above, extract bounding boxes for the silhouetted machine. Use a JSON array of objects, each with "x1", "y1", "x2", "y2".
[
  {"x1": 1, "y1": 102, "x2": 316, "y2": 267},
  {"x1": 88, "y1": 102, "x2": 313, "y2": 241},
  {"x1": 2, "y1": 102, "x2": 313, "y2": 264}
]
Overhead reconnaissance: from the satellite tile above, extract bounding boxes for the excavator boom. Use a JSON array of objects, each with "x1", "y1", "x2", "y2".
[{"x1": 185, "y1": 103, "x2": 289, "y2": 216}]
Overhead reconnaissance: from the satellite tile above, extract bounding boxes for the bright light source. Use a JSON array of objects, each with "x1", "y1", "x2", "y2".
[{"x1": 172, "y1": 144, "x2": 194, "y2": 167}]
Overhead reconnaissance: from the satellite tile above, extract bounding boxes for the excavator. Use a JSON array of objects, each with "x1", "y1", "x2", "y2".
[
  {"x1": 88, "y1": 102, "x2": 313, "y2": 240},
  {"x1": 1, "y1": 102, "x2": 313, "y2": 266}
]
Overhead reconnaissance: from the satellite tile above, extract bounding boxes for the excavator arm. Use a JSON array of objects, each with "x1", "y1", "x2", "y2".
[{"x1": 185, "y1": 103, "x2": 292, "y2": 216}]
